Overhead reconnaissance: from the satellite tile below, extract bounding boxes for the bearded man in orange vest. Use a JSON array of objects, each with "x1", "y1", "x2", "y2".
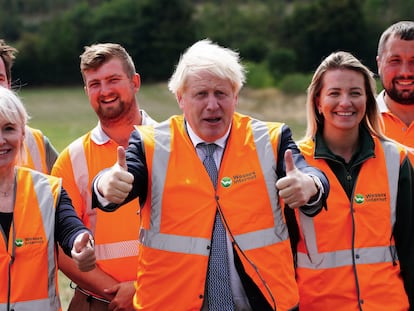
[
  {"x1": 376, "y1": 21, "x2": 414, "y2": 162},
  {"x1": 52, "y1": 43, "x2": 157, "y2": 311}
]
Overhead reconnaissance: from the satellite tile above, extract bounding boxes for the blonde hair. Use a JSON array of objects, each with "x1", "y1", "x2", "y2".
[
  {"x1": 0, "y1": 87, "x2": 28, "y2": 127},
  {"x1": 168, "y1": 39, "x2": 246, "y2": 96},
  {"x1": 302, "y1": 51, "x2": 384, "y2": 141},
  {"x1": 80, "y1": 43, "x2": 136, "y2": 82}
]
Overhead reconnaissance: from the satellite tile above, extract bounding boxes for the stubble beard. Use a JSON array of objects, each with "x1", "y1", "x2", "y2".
[
  {"x1": 383, "y1": 78, "x2": 414, "y2": 106},
  {"x1": 98, "y1": 100, "x2": 132, "y2": 127}
]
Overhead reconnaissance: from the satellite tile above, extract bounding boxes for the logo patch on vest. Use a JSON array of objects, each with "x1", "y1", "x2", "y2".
[
  {"x1": 354, "y1": 193, "x2": 387, "y2": 204},
  {"x1": 16, "y1": 236, "x2": 45, "y2": 246},
  {"x1": 221, "y1": 171, "x2": 257, "y2": 188},
  {"x1": 221, "y1": 177, "x2": 232, "y2": 188}
]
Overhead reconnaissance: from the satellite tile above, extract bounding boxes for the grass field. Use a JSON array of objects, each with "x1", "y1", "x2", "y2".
[{"x1": 18, "y1": 84, "x2": 307, "y2": 310}]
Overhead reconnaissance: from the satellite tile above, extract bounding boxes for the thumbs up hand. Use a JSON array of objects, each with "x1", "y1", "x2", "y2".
[
  {"x1": 275, "y1": 149, "x2": 319, "y2": 209},
  {"x1": 97, "y1": 146, "x2": 134, "y2": 204},
  {"x1": 71, "y1": 232, "x2": 96, "y2": 272}
]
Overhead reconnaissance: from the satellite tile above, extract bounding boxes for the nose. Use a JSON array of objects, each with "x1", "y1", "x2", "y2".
[
  {"x1": 399, "y1": 60, "x2": 414, "y2": 76},
  {"x1": 206, "y1": 94, "x2": 219, "y2": 109},
  {"x1": 100, "y1": 81, "x2": 113, "y2": 95},
  {"x1": 339, "y1": 94, "x2": 353, "y2": 106}
]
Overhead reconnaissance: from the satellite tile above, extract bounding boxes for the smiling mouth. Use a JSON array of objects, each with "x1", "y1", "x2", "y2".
[
  {"x1": 394, "y1": 77, "x2": 414, "y2": 87},
  {"x1": 101, "y1": 96, "x2": 118, "y2": 104},
  {"x1": 0, "y1": 150, "x2": 9, "y2": 155},
  {"x1": 396, "y1": 81, "x2": 414, "y2": 86},
  {"x1": 335, "y1": 112, "x2": 354, "y2": 116}
]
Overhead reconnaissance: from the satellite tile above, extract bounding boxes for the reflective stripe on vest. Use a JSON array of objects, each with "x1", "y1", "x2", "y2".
[
  {"x1": 139, "y1": 118, "x2": 287, "y2": 254},
  {"x1": 297, "y1": 139, "x2": 401, "y2": 269},
  {"x1": 24, "y1": 128, "x2": 44, "y2": 172},
  {"x1": 32, "y1": 171, "x2": 57, "y2": 304},
  {"x1": 69, "y1": 138, "x2": 138, "y2": 260},
  {"x1": 1, "y1": 296, "x2": 60, "y2": 311}
]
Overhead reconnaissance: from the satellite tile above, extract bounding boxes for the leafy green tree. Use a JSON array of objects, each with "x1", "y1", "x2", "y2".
[
  {"x1": 13, "y1": 3, "x2": 94, "y2": 85},
  {"x1": 13, "y1": 0, "x2": 195, "y2": 85},
  {"x1": 90, "y1": 0, "x2": 195, "y2": 81},
  {"x1": 281, "y1": 0, "x2": 368, "y2": 72}
]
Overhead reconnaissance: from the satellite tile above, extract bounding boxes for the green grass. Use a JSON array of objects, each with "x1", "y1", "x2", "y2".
[{"x1": 19, "y1": 84, "x2": 306, "y2": 310}]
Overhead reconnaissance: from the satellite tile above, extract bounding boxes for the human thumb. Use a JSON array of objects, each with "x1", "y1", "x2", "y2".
[
  {"x1": 117, "y1": 146, "x2": 127, "y2": 170},
  {"x1": 75, "y1": 232, "x2": 91, "y2": 252},
  {"x1": 284, "y1": 149, "x2": 296, "y2": 175}
]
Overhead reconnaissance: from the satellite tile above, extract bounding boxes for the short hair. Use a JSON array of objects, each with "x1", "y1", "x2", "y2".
[
  {"x1": 80, "y1": 43, "x2": 136, "y2": 82},
  {"x1": 168, "y1": 39, "x2": 246, "y2": 96},
  {"x1": 0, "y1": 39, "x2": 18, "y2": 85},
  {"x1": 0, "y1": 86, "x2": 28, "y2": 129},
  {"x1": 377, "y1": 21, "x2": 414, "y2": 56},
  {"x1": 303, "y1": 51, "x2": 384, "y2": 141}
]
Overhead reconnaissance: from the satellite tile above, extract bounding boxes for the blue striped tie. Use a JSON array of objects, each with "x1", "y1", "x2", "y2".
[{"x1": 200, "y1": 143, "x2": 235, "y2": 311}]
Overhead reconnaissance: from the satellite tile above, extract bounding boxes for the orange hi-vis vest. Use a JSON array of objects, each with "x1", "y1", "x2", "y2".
[
  {"x1": 296, "y1": 137, "x2": 409, "y2": 311},
  {"x1": 134, "y1": 113, "x2": 299, "y2": 311},
  {"x1": 51, "y1": 130, "x2": 139, "y2": 282},
  {"x1": 21, "y1": 126, "x2": 50, "y2": 174},
  {"x1": 0, "y1": 167, "x2": 62, "y2": 310}
]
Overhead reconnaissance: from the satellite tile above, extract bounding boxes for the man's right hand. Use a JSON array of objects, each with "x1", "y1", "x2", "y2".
[{"x1": 97, "y1": 146, "x2": 134, "y2": 204}]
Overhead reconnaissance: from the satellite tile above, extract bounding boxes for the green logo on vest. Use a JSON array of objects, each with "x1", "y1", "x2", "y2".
[
  {"x1": 354, "y1": 194, "x2": 364, "y2": 204},
  {"x1": 221, "y1": 177, "x2": 232, "y2": 188},
  {"x1": 15, "y1": 238, "x2": 24, "y2": 247}
]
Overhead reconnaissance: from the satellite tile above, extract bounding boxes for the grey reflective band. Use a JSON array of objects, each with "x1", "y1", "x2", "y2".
[
  {"x1": 69, "y1": 138, "x2": 95, "y2": 231},
  {"x1": 0, "y1": 297, "x2": 60, "y2": 310},
  {"x1": 25, "y1": 128, "x2": 43, "y2": 172},
  {"x1": 31, "y1": 171, "x2": 60, "y2": 310},
  {"x1": 95, "y1": 240, "x2": 139, "y2": 260}
]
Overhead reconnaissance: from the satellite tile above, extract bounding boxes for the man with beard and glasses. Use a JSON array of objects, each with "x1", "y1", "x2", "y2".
[
  {"x1": 51, "y1": 43, "x2": 157, "y2": 311},
  {"x1": 376, "y1": 21, "x2": 414, "y2": 162}
]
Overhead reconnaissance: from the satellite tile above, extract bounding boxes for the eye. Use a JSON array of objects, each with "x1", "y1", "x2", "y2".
[
  {"x1": 388, "y1": 58, "x2": 401, "y2": 65},
  {"x1": 195, "y1": 91, "x2": 207, "y2": 98},
  {"x1": 350, "y1": 91, "x2": 362, "y2": 97},
  {"x1": 4, "y1": 124, "x2": 17, "y2": 132},
  {"x1": 328, "y1": 91, "x2": 340, "y2": 97},
  {"x1": 109, "y1": 77, "x2": 121, "y2": 84},
  {"x1": 88, "y1": 81, "x2": 100, "y2": 88}
]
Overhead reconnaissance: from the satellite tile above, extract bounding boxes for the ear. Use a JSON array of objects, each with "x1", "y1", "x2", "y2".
[
  {"x1": 315, "y1": 95, "x2": 322, "y2": 114},
  {"x1": 376, "y1": 55, "x2": 381, "y2": 75},
  {"x1": 133, "y1": 73, "x2": 141, "y2": 90},
  {"x1": 177, "y1": 92, "x2": 184, "y2": 110}
]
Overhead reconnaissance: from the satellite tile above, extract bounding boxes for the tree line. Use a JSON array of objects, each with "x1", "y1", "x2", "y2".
[{"x1": 0, "y1": 0, "x2": 412, "y2": 88}]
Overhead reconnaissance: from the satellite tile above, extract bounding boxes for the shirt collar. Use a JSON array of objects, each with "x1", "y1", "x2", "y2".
[
  {"x1": 186, "y1": 120, "x2": 230, "y2": 149},
  {"x1": 90, "y1": 109, "x2": 156, "y2": 145},
  {"x1": 91, "y1": 122, "x2": 110, "y2": 145},
  {"x1": 377, "y1": 90, "x2": 389, "y2": 113}
]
